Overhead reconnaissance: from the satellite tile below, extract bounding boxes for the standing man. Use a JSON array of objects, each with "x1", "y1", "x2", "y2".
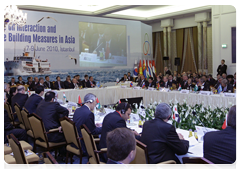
[
  {"x1": 141, "y1": 103, "x2": 189, "y2": 164},
  {"x1": 217, "y1": 59, "x2": 227, "y2": 76},
  {"x1": 44, "y1": 76, "x2": 53, "y2": 89}
]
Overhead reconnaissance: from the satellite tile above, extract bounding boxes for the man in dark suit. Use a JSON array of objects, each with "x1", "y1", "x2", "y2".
[
  {"x1": 214, "y1": 76, "x2": 223, "y2": 89},
  {"x1": 81, "y1": 75, "x2": 89, "y2": 88},
  {"x1": 141, "y1": 103, "x2": 189, "y2": 164},
  {"x1": 11, "y1": 85, "x2": 28, "y2": 120},
  {"x1": 23, "y1": 86, "x2": 44, "y2": 114},
  {"x1": 4, "y1": 92, "x2": 27, "y2": 143},
  {"x1": 38, "y1": 77, "x2": 45, "y2": 87},
  {"x1": 90, "y1": 24, "x2": 105, "y2": 53},
  {"x1": 164, "y1": 67, "x2": 171, "y2": 75},
  {"x1": 64, "y1": 76, "x2": 74, "y2": 89},
  {"x1": 106, "y1": 128, "x2": 136, "y2": 164},
  {"x1": 127, "y1": 72, "x2": 133, "y2": 81},
  {"x1": 233, "y1": 73, "x2": 236, "y2": 89},
  {"x1": 71, "y1": 78, "x2": 79, "y2": 89},
  {"x1": 73, "y1": 93, "x2": 102, "y2": 154},
  {"x1": 137, "y1": 75, "x2": 149, "y2": 88},
  {"x1": 16, "y1": 76, "x2": 25, "y2": 85},
  {"x1": 135, "y1": 73, "x2": 141, "y2": 83},
  {"x1": 119, "y1": 74, "x2": 128, "y2": 82},
  {"x1": 99, "y1": 103, "x2": 140, "y2": 162},
  {"x1": 167, "y1": 75, "x2": 177, "y2": 87},
  {"x1": 36, "y1": 91, "x2": 69, "y2": 143},
  {"x1": 148, "y1": 77, "x2": 156, "y2": 88},
  {"x1": 221, "y1": 79, "x2": 233, "y2": 93},
  {"x1": 160, "y1": 76, "x2": 169, "y2": 88},
  {"x1": 86, "y1": 76, "x2": 96, "y2": 88},
  {"x1": 8, "y1": 77, "x2": 16, "y2": 86},
  {"x1": 207, "y1": 74, "x2": 216, "y2": 87},
  {"x1": 180, "y1": 74, "x2": 189, "y2": 89},
  {"x1": 74, "y1": 75, "x2": 82, "y2": 87},
  {"x1": 198, "y1": 76, "x2": 210, "y2": 91},
  {"x1": 29, "y1": 77, "x2": 39, "y2": 91},
  {"x1": 217, "y1": 59, "x2": 227, "y2": 76},
  {"x1": 204, "y1": 105, "x2": 236, "y2": 164},
  {"x1": 43, "y1": 76, "x2": 53, "y2": 89},
  {"x1": 97, "y1": 27, "x2": 119, "y2": 58},
  {"x1": 26, "y1": 77, "x2": 33, "y2": 86},
  {"x1": 54, "y1": 76, "x2": 65, "y2": 90}
]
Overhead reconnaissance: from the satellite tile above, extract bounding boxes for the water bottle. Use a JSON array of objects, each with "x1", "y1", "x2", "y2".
[
  {"x1": 189, "y1": 129, "x2": 193, "y2": 138},
  {"x1": 194, "y1": 130, "x2": 198, "y2": 141}
]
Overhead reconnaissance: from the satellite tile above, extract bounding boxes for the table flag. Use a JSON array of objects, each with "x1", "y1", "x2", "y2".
[
  {"x1": 27, "y1": 88, "x2": 31, "y2": 96},
  {"x1": 96, "y1": 98, "x2": 101, "y2": 109},
  {"x1": 130, "y1": 82, "x2": 133, "y2": 87},
  {"x1": 222, "y1": 114, "x2": 228, "y2": 129},
  {"x1": 78, "y1": 95, "x2": 82, "y2": 105},
  {"x1": 178, "y1": 84, "x2": 182, "y2": 91}
]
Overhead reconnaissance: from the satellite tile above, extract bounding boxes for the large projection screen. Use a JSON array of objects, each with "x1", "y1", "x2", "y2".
[{"x1": 79, "y1": 22, "x2": 127, "y2": 67}]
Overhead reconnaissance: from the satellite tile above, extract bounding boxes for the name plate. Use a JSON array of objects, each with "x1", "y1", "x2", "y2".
[
  {"x1": 224, "y1": 92, "x2": 236, "y2": 97},
  {"x1": 148, "y1": 87, "x2": 155, "y2": 91},
  {"x1": 121, "y1": 85, "x2": 127, "y2": 88},
  {"x1": 133, "y1": 86, "x2": 141, "y2": 90},
  {"x1": 44, "y1": 89, "x2": 51, "y2": 92},
  {"x1": 199, "y1": 91, "x2": 211, "y2": 95},
  {"x1": 180, "y1": 90, "x2": 189, "y2": 94}
]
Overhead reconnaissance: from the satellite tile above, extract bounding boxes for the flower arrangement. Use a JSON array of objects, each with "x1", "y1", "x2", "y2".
[{"x1": 136, "y1": 99, "x2": 233, "y2": 131}]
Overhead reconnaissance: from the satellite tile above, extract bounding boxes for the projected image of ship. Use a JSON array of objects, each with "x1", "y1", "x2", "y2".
[{"x1": 4, "y1": 45, "x2": 51, "y2": 76}]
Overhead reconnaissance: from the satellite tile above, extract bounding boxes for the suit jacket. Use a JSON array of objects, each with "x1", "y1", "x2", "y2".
[
  {"x1": 26, "y1": 81, "x2": 32, "y2": 86},
  {"x1": 140, "y1": 118, "x2": 189, "y2": 164},
  {"x1": 198, "y1": 82, "x2": 210, "y2": 91},
  {"x1": 137, "y1": 79, "x2": 149, "y2": 88},
  {"x1": 160, "y1": 81, "x2": 169, "y2": 88},
  {"x1": 148, "y1": 81, "x2": 156, "y2": 88},
  {"x1": 29, "y1": 82, "x2": 39, "y2": 91},
  {"x1": 43, "y1": 81, "x2": 53, "y2": 89},
  {"x1": 127, "y1": 76, "x2": 133, "y2": 81},
  {"x1": 8, "y1": 82, "x2": 16, "y2": 86},
  {"x1": 36, "y1": 100, "x2": 69, "y2": 142},
  {"x1": 86, "y1": 81, "x2": 96, "y2": 88},
  {"x1": 214, "y1": 81, "x2": 221, "y2": 89},
  {"x1": 165, "y1": 70, "x2": 172, "y2": 75},
  {"x1": 119, "y1": 77, "x2": 128, "y2": 82},
  {"x1": 180, "y1": 80, "x2": 189, "y2": 89},
  {"x1": 73, "y1": 105, "x2": 102, "y2": 138},
  {"x1": 222, "y1": 84, "x2": 233, "y2": 93},
  {"x1": 64, "y1": 81, "x2": 74, "y2": 89},
  {"x1": 11, "y1": 93, "x2": 28, "y2": 114},
  {"x1": 81, "y1": 80, "x2": 89, "y2": 88},
  {"x1": 97, "y1": 160, "x2": 124, "y2": 169},
  {"x1": 54, "y1": 81, "x2": 65, "y2": 90},
  {"x1": 23, "y1": 94, "x2": 43, "y2": 114},
  {"x1": 207, "y1": 78, "x2": 216, "y2": 87},
  {"x1": 204, "y1": 126, "x2": 236, "y2": 164},
  {"x1": 217, "y1": 64, "x2": 227, "y2": 75},
  {"x1": 167, "y1": 80, "x2": 177, "y2": 87},
  {"x1": 16, "y1": 81, "x2": 25, "y2": 85}
]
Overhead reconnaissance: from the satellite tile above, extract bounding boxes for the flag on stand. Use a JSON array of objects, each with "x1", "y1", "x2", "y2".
[
  {"x1": 118, "y1": 99, "x2": 121, "y2": 104},
  {"x1": 78, "y1": 95, "x2": 82, "y2": 105},
  {"x1": 130, "y1": 82, "x2": 133, "y2": 87},
  {"x1": 194, "y1": 84, "x2": 198, "y2": 91},
  {"x1": 63, "y1": 92, "x2": 67, "y2": 102},
  {"x1": 27, "y1": 88, "x2": 31, "y2": 96},
  {"x1": 222, "y1": 114, "x2": 228, "y2": 129},
  {"x1": 173, "y1": 105, "x2": 181, "y2": 123},
  {"x1": 142, "y1": 82, "x2": 145, "y2": 88},
  {"x1": 139, "y1": 60, "x2": 143, "y2": 75},
  {"x1": 133, "y1": 60, "x2": 138, "y2": 77},
  {"x1": 178, "y1": 84, "x2": 182, "y2": 91},
  {"x1": 96, "y1": 98, "x2": 101, "y2": 109},
  {"x1": 148, "y1": 60, "x2": 153, "y2": 78},
  {"x1": 217, "y1": 84, "x2": 222, "y2": 94},
  {"x1": 152, "y1": 60, "x2": 156, "y2": 75},
  {"x1": 143, "y1": 60, "x2": 147, "y2": 78}
]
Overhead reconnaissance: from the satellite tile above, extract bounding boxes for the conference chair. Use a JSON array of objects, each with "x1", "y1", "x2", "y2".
[
  {"x1": 81, "y1": 124, "x2": 107, "y2": 164},
  {"x1": 60, "y1": 116, "x2": 83, "y2": 164},
  {"x1": 182, "y1": 157, "x2": 214, "y2": 164},
  {"x1": 4, "y1": 102, "x2": 20, "y2": 127},
  {"x1": 14, "y1": 103, "x2": 25, "y2": 130},
  {"x1": 130, "y1": 140, "x2": 176, "y2": 164},
  {"x1": 4, "y1": 133, "x2": 39, "y2": 164},
  {"x1": 28, "y1": 113, "x2": 67, "y2": 158},
  {"x1": 4, "y1": 140, "x2": 32, "y2": 155},
  {"x1": 24, "y1": 84, "x2": 29, "y2": 91},
  {"x1": 42, "y1": 152, "x2": 58, "y2": 164},
  {"x1": 21, "y1": 108, "x2": 34, "y2": 138}
]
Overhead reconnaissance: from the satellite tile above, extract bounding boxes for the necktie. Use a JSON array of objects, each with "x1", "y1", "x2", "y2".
[
  {"x1": 58, "y1": 82, "x2": 61, "y2": 89},
  {"x1": 90, "y1": 81, "x2": 93, "y2": 87},
  {"x1": 105, "y1": 42, "x2": 110, "y2": 59},
  {"x1": 165, "y1": 82, "x2": 167, "y2": 88}
]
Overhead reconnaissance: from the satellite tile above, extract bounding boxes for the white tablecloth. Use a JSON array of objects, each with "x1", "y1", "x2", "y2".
[{"x1": 43, "y1": 86, "x2": 236, "y2": 108}]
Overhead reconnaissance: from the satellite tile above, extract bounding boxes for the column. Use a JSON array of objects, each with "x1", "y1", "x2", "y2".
[
  {"x1": 197, "y1": 22, "x2": 202, "y2": 73},
  {"x1": 163, "y1": 27, "x2": 167, "y2": 67},
  {"x1": 167, "y1": 26, "x2": 172, "y2": 71},
  {"x1": 202, "y1": 21, "x2": 208, "y2": 74}
]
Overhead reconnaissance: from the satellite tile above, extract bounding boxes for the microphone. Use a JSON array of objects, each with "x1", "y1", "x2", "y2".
[{"x1": 192, "y1": 111, "x2": 209, "y2": 132}]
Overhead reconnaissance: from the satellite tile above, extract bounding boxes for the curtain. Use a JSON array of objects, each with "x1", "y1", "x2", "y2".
[
  {"x1": 176, "y1": 29, "x2": 184, "y2": 73},
  {"x1": 154, "y1": 32, "x2": 164, "y2": 75}
]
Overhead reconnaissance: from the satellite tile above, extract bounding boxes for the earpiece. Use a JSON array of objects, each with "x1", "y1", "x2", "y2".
[{"x1": 86, "y1": 99, "x2": 93, "y2": 103}]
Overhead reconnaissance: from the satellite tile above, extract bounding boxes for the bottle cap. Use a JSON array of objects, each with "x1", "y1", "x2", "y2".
[{"x1": 189, "y1": 129, "x2": 192, "y2": 131}]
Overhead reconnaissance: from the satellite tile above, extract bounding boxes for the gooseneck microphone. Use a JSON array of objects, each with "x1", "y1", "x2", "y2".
[{"x1": 192, "y1": 111, "x2": 209, "y2": 132}]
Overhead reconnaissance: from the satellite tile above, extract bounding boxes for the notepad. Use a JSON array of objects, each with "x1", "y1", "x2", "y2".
[{"x1": 186, "y1": 136, "x2": 199, "y2": 146}]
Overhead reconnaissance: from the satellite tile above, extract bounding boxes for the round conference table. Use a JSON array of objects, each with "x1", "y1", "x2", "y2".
[{"x1": 40, "y1": 85, "x2": 236, "y2": 108}]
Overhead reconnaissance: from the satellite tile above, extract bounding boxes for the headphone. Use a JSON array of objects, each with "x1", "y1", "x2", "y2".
[
  {"x1": 85, "y1": 99, "x2": 93, "y2": 103},
  {"x1": 121, "y1": 103, "x2": 128, "y2": 114}
]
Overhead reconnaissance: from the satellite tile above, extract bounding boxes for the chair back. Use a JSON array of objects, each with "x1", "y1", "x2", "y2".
[
  {"x1": 182, "y1": 157, "x2": 214, "y2": 164},
  {"x1": 4, "y1": 102, "x2": 14, "y2": 121},
  {"x1": 130, "y1": 139, "x2": 149, "y2": 164},
  {"x1": 81, "y1": 124, "x2": 100, "y2": 164},
  {"x1": 21, "y1": 108, "x2": 32, "y2": 131},
  {"x1": 43, "y1": 152, "x2": 61, "y2": 169},
  {"x1": 60, "y1": 116, "x2": 81, "y2": 149},
  {"x1": 14, "y1": 103, "x2": 24, "y2": 125},
  {"x1": 28, "y1": 113, "x2": 48, "y2": 144},
  {"x1": 7, "y1": 133, "x2": 28, "y2": 164}
]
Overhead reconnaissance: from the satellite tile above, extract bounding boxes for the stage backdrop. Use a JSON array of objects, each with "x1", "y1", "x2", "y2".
[{"x1": 4, "y1": 10, "x2": 152, "y2": 83}]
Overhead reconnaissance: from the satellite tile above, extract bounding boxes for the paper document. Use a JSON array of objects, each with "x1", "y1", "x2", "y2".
[{"x1": 186, "y1": 136, "x2": 199, "y2": 146}]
